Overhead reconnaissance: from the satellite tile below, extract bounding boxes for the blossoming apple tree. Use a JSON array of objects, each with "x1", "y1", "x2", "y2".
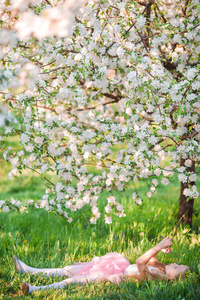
[{"x1": 0, "y1": 0, "x2": 199, "y2": 226}]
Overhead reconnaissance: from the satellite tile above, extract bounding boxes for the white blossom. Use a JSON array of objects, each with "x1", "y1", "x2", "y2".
[
  {"x1": 132, "y1": 192, "x2": 137, "y2": 200},
  {"x1": 0, "y1": 200, "x2": 5, "y2": 208},
  {"x1": 116, "y1": 203, "x2": 123, "y2": 212},
  {"x1": 136, "y1": 198, "x2": 142, "y2": 205},
  {"x1": 185, "y1": 159, "x2": 192, "y2": 167},
  {"x1": 0, "y1": 29, "x2": 17, "y2": 47},
  {"x1": 105, "y1": 215, "x2": 112, "y2": 224},
  {"x1": 189, "y1": 174, "x2": 197, "y2": 182},
  {"x1": 185, "y1": 68, "x2": 197, "y2": 80},
  {"x1": 2, "y1": 205, "x2": 10, "y2": 212},
  {"x1": 161, "y1": 177, "x2": 170, "y2": 186},
  {"x1": 136, "y1": 15, "x2": 146, "y2": 29},
  {"x1": 178, "y1": 174, "x2": 187, "y2": 183},
  {"x1": 40, "y1": 164, "x2": 49, "y2": 173},
  {"x1": 105, "y1": 205, "x2": 112, "y2": 214},
  {"x1": 20, "y1": 133, "x2": 30, "y2": 144},
  {"x1": 56, "y1": 182, "x2": 65, "y2": 193},
  {"x1": 154, "y1": 169, "x2": 162, "y2": 177},
  {"x1": 116, "y1": 47, "x2": 125, "y2": 58},
  {"x1": 152, "y1": 179, "x2": 158, "y2": 186},
  {"x1": 107, "y1": 196, "x2": 116, "y2": 204},
  {"x1": 90, "y1": 217, "x2": 97, "y2": 224}
]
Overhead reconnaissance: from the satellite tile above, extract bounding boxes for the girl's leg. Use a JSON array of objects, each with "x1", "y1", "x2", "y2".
[
  {"x1": 22, "y1": 274, "x2": 98, "y2": 294},
  {"x1": 13, "y1": 256, "x2": 70, "y2": 277}
]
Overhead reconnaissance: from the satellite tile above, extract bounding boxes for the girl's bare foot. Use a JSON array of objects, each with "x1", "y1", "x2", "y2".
[
  {"x1": 13, "y1": 256, "x2": 25, "y2": 274},
  {"x1": 21, "y1": 282, "x2": 29, "y2": 294}
]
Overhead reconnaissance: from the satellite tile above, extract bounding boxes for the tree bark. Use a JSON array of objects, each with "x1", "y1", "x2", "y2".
[{"x1": 177, "y1": 157, "x2": 195, "y2": 227}]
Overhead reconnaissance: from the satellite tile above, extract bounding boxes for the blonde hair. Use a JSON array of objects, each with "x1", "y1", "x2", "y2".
[
  {"x1": 147, "y1": 260, "x2": 166, "y2": 272},
  {"x1": 146, "y1": 260, "x2": 167, "y2": 281}
]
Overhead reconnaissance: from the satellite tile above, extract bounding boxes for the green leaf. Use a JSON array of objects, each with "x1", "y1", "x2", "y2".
[{"x1": 9, "y1": 101, "x2": 13, "y2": 108}]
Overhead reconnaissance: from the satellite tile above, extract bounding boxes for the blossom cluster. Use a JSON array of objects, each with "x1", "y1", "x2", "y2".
[
  {"x1": 0, "y1": 0, "x2": 199, "y2": 223},
  {"x1": 0, "y1": 199, "x2": 26, "y2": 213}
]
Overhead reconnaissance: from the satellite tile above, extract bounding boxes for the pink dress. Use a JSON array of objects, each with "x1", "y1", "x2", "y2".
[{"x1": 64, "y1": 252, "x2": 131, "y2": 283}]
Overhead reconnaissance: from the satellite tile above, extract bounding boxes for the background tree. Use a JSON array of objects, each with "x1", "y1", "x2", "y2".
[{"x1": 0, "y1": 0, "x2": 199, "y2": 226}]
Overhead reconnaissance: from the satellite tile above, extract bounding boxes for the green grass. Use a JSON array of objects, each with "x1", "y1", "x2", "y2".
[
  {"x1": 0, "y1": 209, "x2": 200, "y2": 299},
  {"x1": 0, "y1": 138, "x2": 200, "y2": 299}
]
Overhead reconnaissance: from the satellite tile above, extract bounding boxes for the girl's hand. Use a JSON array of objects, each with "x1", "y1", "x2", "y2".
[
  {"x1": 161, "y1": 247, "x2": 172, "y2": 254},
  {"x1": 157, "y1": 236, "x2": 172, "y2": 251}
]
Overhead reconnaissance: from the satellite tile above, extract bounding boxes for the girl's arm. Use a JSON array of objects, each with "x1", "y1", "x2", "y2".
[
  {"x1": 136, "y1": 237, "x2": 172, "y2": 279},
  {"x1": 148, "y1": 246, "x2": 172, "y2": 264}
]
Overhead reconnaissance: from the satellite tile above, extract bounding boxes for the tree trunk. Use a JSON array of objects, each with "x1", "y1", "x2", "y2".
[{"x1": 177, "y1": 158, "x2": 195, "y2": 227}]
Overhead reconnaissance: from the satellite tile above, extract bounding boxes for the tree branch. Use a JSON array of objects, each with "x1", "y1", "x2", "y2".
[
  {"x1": 26, "y1": 166, "x2": 54, "y2": 186},
  {"x1": 182, "y1": 0, "x2": 190, "y2": 16},
  {"x1": 181, "y1": 131, "x2": 198, "y2": 141},
  {"x1": 44, "y1": 0, "x2": 52, "y2": 6},
  {"x1": 154, "y1": 3, "x2": 167, "y2": 23},
  {"x1": 142, "y1": 0, "x2": 154, "y2": 15},
  {"x1": 148, "y1": 138, "x2": 165, "y2": 150}
]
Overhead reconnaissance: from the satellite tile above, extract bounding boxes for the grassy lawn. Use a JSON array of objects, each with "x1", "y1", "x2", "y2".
[{"x1": 0, "y1": 138, "x2": 200, "y2": 299}]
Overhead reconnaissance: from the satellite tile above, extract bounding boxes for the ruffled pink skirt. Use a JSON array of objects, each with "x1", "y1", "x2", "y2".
[{"x1": 65, "y1": 252, "x2": 130, "y2": 283}]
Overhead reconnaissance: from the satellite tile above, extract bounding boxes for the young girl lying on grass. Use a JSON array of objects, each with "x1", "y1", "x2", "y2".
[{"x1": 13, "y1": 236, "x2": 190, "y2": 294}]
